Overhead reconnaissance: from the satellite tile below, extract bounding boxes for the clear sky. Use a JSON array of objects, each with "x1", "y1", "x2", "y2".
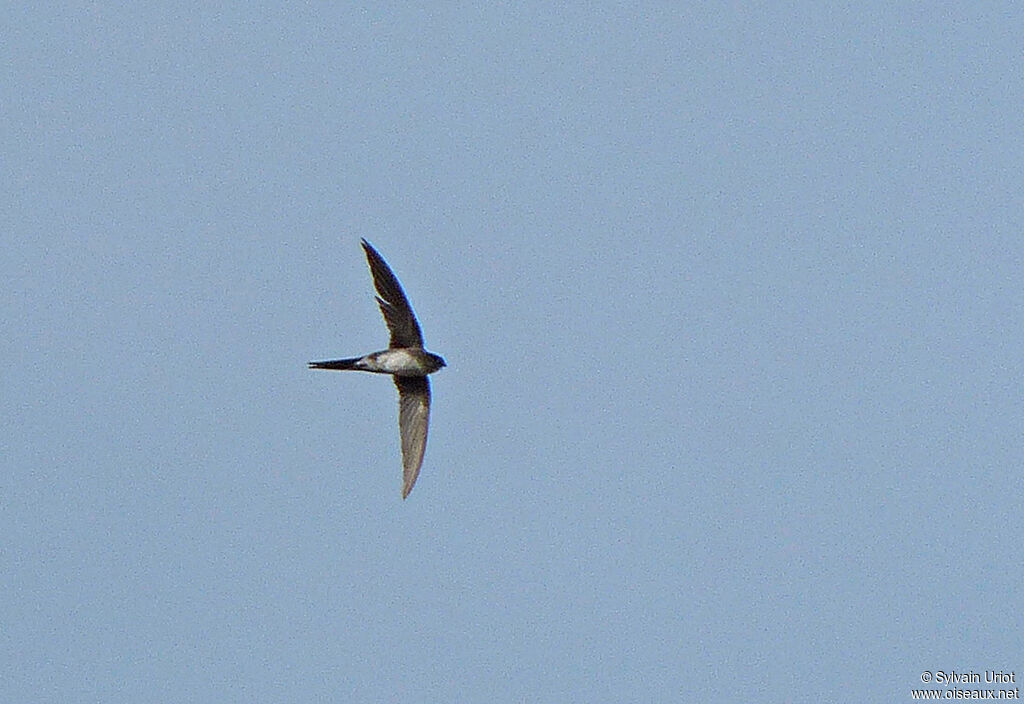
[{"x1": 3, "y1": 4, "x2": 1022, "y2": 702}]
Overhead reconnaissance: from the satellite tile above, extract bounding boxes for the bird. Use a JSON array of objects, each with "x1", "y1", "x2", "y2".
[{"x1": 310, "y1": 239, "x2": 446, "y2": 499}]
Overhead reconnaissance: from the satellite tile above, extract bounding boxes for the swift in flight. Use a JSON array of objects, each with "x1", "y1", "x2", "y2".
[{"x1": 310, "y1": 240, "x2": 446, "y2": 499}]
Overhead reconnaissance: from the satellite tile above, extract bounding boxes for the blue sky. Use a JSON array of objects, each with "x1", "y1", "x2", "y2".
[{"x1": 3, "y1": 4, "x2": 1022, "y2": 702}]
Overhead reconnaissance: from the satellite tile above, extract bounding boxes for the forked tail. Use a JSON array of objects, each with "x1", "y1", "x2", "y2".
[{"x1": 308, "y1": 357, "x2": 362, "y2": 370}]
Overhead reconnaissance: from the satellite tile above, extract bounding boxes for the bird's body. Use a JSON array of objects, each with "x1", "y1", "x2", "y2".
[
  {"x1": 309, "y1": 239, "x2": 445, "y2": 499},
  {"x1": 310, "y1": 349, "x2": 446, "y2": 376}
]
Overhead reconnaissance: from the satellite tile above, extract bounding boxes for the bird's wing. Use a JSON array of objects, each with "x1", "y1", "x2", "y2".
[
  {"x1": 394, "y1": 376, "x2": 430, "y2": 499},
  {"x1": 361, "y1": 239, "x2": 424, "y2": 348}
]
